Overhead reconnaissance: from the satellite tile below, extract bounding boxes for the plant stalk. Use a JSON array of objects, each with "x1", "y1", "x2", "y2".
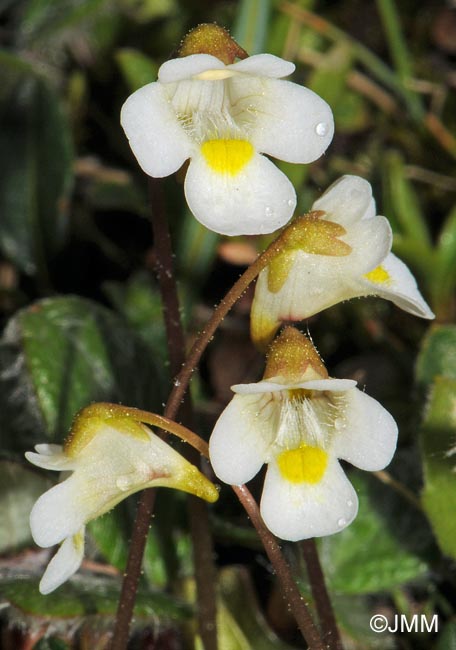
[{"x1": 112, "y1": 179, "x2": 218, "y2": 650}]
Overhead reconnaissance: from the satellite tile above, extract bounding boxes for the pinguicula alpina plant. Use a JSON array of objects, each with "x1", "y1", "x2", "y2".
[
  {"x1": 27, "y1": 403, "x2": 218, "y2": 594},
  {"x1": 120, "y1": 24, "x2": 333, "y2": 236},
  {"x1": 22, "y1": 20, "x2": 440, "y2": 650},
  {"x1": 250, "y1": 175, "x2": 434, "y2": 348},
  {"x1": 209, "y1": 327, "x2": 398, "y2": 541}
]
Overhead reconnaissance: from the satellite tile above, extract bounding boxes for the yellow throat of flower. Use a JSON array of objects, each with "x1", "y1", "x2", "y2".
[
  {"x1": 201, "y1": 139, "x2": 254, "y2": 176},
  {"x1": 364, "y1": 265, "x2": 392, "y2": 285},
  {"x1": 277, "y1": 444, "x2": 328, "y2": 484}
]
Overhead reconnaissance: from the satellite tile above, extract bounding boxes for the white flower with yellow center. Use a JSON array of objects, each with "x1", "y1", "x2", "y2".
[
  {"x1": 120, "y1": 45, "x2": 333, "y2": 236},
  {"x1": 251, "y1": 175, "x2": 434, "y2": 348},
  {"x1": 26, "y1": 404, "x2": 218, "y2": 594},
  {"x1": 209, "y1": 328, "x2": 398, "y2": 541}
]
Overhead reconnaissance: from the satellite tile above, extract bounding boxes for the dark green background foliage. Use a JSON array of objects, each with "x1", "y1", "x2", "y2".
[{"x1": 0, "y1": 0, "x2": 455, "y2": 648}]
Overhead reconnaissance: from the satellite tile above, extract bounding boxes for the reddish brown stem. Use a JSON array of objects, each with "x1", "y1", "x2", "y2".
[
  {"x1": 233, "y1": 486, "x2": 325, "y2": 650},
  {"x1": 301, "y1": 539, "x2": 343, "y2": 649},
  {"x1": 112, "y1": 179, "x2": 217, "y2": 650}
]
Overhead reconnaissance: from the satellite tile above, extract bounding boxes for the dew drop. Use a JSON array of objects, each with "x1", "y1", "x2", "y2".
[
  {"x1": 287, "y1": 199, "x2": 294, "y2": 207},
  {"x1": 116, "y1": 476, "x2": 132, "y2": 492},
  {"x1": 315, "y1": 122, "x2": 328, "y2": 136},
  {"x1": 334, "y1": 418, "x2": 345, "y2": 431},
  {"x1": 265, "y1": 206, "x2": 273, "y2": 217},
  {"x1": 174, "y1": 379, "x2": 181, "y2": 387},
  {"x1": 337, "y1": 517, "x2": 346, "y2": 527},
  {"x1": 347, "y1": 499, "x2": 353, "y2": 507}
]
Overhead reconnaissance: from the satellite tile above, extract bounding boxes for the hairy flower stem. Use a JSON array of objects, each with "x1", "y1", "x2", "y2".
[
  {"x1": 233, "y1": 486, "x2": 325, "y2": 650},
  {"x1": 301, "y1": 540, "x2": 343, "y2": 649},
  {"x1": 112, "y1": 179, "x2": 218, "y2": 650},
  {"x1": 113, "y1": 208, "x2": 332, "y2": 650}
]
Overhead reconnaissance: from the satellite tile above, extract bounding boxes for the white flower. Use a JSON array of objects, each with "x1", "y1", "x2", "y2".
[
  {"x1": 209, "y1": 328, "x2": 398, "y2": 541},
  {"x1": 120, "y1": 53, "x2": 333, "y2": 236},
  {"x1": 26, "y1": 406, "x2": 218, "y2": 594},
  {"x1": 251, "y1": 175, "x2": 434, "y2": 347}
]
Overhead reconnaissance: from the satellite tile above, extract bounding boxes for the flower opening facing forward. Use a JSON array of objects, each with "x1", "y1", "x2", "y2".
[
  {"x1": 26, "y1": 403, "x2": 218, "y2": 594},
  {"x1": 120, "y1": 28, "x2": 333, "y2": 236},
  {"x1": 251, "y1": 175, "x2": 434, "y2": 348},
  {"x1": 209, "y1": 328, "x2": 398, "y2": 541}
]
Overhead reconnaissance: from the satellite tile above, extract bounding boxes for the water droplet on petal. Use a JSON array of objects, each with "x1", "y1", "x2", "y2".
[
  {"x1": 315, "y1": 122, "x2": 328, "y2": 136},
  {"x1": 265, "y1": 206, "x2": 273, "y2": 217},
  {"x1": 287, "y1": 199, "x2": 294, "y2": 207},
  {"x1": 334, "y1": 418, "x2": 345, "y2": 431},
  {"x1": 337, "y1": 517, "x2": 346, "y2": 527},
  {"x1": 347, "y1": 500, "x2": 353, "y2": 507},
  {"x1": 116, "y1": 476, "x2": 133, "y2": 492}
]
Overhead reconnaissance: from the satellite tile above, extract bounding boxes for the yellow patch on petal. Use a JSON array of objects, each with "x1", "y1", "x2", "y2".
[
  {"x1": 65, "y1": 404, "x2": 150, "y2": 457},
  {"x1": 267, "y1": 250, "x2": 296, "y2": 294},
  {"x1": 201, "y1": 139, "x2": 254, "y2": 176},
  {"x1": 277, "y1": 444, "x2": 328, "y2": 484},
  {"x1": 281, "y1": 211, "x2": 352, "y2": 257},
  {"x1": 73, "y1": 530, "x2": 84, "y2": 552},
  {"x1": 250, "y1": 308, "x2": 280, "y2": 353},
  {"x1": 364, "y1": 265, "x2": 391, "y2": 285}
]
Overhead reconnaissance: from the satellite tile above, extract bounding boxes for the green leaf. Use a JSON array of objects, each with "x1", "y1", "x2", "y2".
[
  {"x1": 87, "y1": 509, "x2": 130, "y2": 574},
  {"x1": 88, "y1": 500, "x2": 167, "y2": 587},
  {"x1": 435, "y1": 621, "x2": 456, "y2": 650},
  {"x1": 120, "y1": 0, "x2": 176, "y2": 23},
  {"x1": 104, "y1": 271, "x2": 168, "y2": 367},
  {"x1": 232, "y1": 0, "x2": 272, "y2": 54},
  {"x1": 0, "y1": 575, "x2": 191, "y2": 620},
  {"x1": 431, "y1": 205, "x2": 456, "y2": 314},
  {"x1": 176, "y1": 210, "x2": 219, "y2": 289},
  {"x1": 0, "y1": 51, "x2": 73, "y2": 277},
  {"x1": 382, "y1": 151, "x2": 431, "y2": 247},
  {"x1": 217, "y1": 567, "x2": 295, "y2": 650},
  {"x1": 320, "y1": 472, "x2": 429, "y2": 595},
  {"x1": 333, "y1": 594, "x2": 395, "y2": 649},
  {"x1": 116, "y1": 48, "x2": 158, "y2": 92},
  {"x1": 420, "y1": 377, "x2": 456, "y2": 559},
  {"x1": 0, "y1": 296, "x2": 162, "y2": 457},
  {"x1": 416, "y1": 324, "x2": 456, "y2": 385},
  {"x1": 0, "y1": 461, "x2": 50, "y2": 553},
  {"x1": 308, "y1": 43, "x2": 353, "y2": 108},
  {"x1": 19, "y1": 0, "x2": 108, "y2": 44}
]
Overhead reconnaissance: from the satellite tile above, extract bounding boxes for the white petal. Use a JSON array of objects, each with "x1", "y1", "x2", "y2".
[
  {"x1": 35, "y1": 444, "x2": 63, "y2": 455},
  {"x1": 343, "y1": 215, "x2": 392, "y2": 275},
  {"x1": 209, "y1": 394, "x2": 277, "y2": 485},
  {"x1": 30, "y1": 477, "x2": 86, "y2": 547},
  {"x1": 312, "y1": 175, "x2": 377, "y2": 225},
  {"x1": 39, "y1": 528, "x2": 85, "y2": 595},
  {"x1": 232, "y1": 378, "x2": 357, "y2": 394},
  {"x1": 184, "y1": 150, "x2": 296, "y2": 235},
  {"x1": 229, "y1": 54, "x2": 295, "y2": 78},
  {"x1": 120, "y1": 82, "x2": 192, "y2": 177},
  {"x1": 247, "y1": 78, "x2": 334, "y2": 163},
  {"x1": 158, "y1": 54, "x2": 225, "y2": 83},
  {"x1": 361, "y1": 252, "x2": 434, "y2": 319},
  {"x1": 25, "y1": 445, "x2": 76, "y2": 472},
  {"x1": 260, "y1": 459, "x2": 358, "y2": 541},
  {"x1": 331, "y1": 389, "x2": 398, "y2": 470}
]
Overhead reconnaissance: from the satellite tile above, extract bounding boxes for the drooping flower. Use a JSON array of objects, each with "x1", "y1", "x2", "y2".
[
  {"x1": 209, "y1": 328, "x2": 398, "y2": 541},
  {"x1": 120, "y1": 24, "x2": 333, "y2": 236},
  {"x1": 251, "y1": 175, "x2": 434, "y2": 348},
  {"x1": 26, "y1": 403, "x2": 218, "y2": 594}
]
